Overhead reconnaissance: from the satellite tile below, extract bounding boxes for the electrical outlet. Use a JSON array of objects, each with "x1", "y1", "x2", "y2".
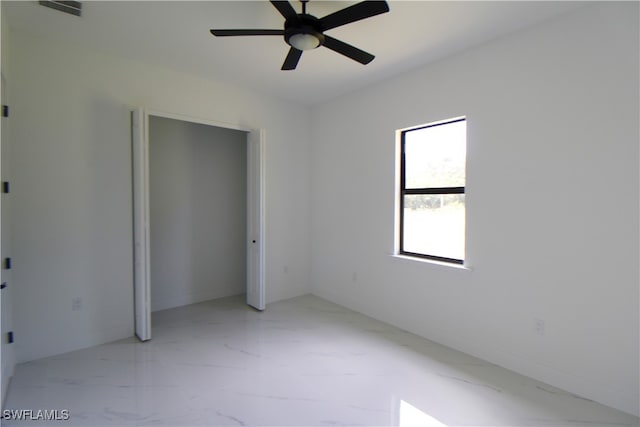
[
  {"x1": 352, "y1": 272, "x2": 358, "y2": 282},
  {"x1": 533, "y1": 318, "x2": 545, "y2": 335},
  {"x1": 72, "y1": 297, "x2": 82, "y2": 311},
  {"x1": 283, "y1": 265, "x2": 288, "y2": 274}
]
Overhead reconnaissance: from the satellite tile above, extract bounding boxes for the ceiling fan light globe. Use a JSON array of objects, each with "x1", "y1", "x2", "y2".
[{"x1": 289, "y1": 33, "x2": 320, "y2": 50}]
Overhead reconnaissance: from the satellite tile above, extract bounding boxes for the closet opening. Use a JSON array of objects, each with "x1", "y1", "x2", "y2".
[{"x1": 132, "y1": 109, "x2": 265, "y2": 341}]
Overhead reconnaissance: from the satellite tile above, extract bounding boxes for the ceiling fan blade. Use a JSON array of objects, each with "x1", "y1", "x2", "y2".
[
  {"x1": 210, "y1": 29, "x2": 284, "y2": 37},
  {"x1": 320, "y1": 1, "x2": 389, "y2": 31},
  {"x1": 270, "y1": 1, "x2": 298, "y2": 20},
  {"x1": 281, "y1": 47, "x2": 303, "y2": 70},
  {"x1": 322, "y1": 35, "x2": 374, "y2": 65}
]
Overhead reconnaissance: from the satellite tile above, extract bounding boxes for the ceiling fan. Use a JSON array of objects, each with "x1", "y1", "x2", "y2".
[{"x1": 210, "y1": 0, "x2": 390, "y2": 70}]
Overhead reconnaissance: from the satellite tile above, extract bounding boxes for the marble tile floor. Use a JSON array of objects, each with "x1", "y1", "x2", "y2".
[{"x1": 3, "y1": 294, "x2": 638, "y2": 427}]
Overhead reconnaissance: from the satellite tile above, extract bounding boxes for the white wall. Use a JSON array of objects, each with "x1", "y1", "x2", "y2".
[
  {"x1": 310, "y1": 3, "x2": 639, "y2": 417},
  {"x1": 8, "y1": 29, "x2": 311, "y2": 363},
  {"x1": 149, "y1": 116, "x2": 247, "y2": 312}
]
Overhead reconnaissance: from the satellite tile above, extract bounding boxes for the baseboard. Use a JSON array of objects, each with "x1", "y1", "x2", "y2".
[
  {"x1": 151, "y1": 288, "x2": 244, "y2": 312},
  {"x1": 310, "y1": 289, "x2": 639, "y2": 417}
]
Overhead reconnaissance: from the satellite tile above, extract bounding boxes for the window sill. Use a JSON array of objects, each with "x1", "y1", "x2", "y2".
[{"x1": 391, "y1": 254, "x2": 472, "y2": 271}]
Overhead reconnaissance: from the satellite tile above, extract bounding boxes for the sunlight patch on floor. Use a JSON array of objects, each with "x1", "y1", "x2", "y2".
[{"x1": 399, "y1": 400, "x2": 447, "y2": 427}]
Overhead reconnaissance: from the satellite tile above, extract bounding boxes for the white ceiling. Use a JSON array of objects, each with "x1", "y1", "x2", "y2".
[{"x1": 3, "y1": 1, "x2": 587, "y2": 106}]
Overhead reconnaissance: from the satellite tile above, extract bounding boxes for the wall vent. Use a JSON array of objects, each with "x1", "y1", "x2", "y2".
[{"x1": 39, "y1": 1, "x2": 82, "y2": 17}]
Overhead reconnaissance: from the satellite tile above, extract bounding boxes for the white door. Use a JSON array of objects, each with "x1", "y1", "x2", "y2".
[
  {"x1": 246, "y1": 130, "x2": 265, "y2": 310},
  {"x1": 131, "y1": 108, "x2": 151, "y2": 341},
  {"x1": 1, "y1": 72, "x2": 15, "y2": 401}
]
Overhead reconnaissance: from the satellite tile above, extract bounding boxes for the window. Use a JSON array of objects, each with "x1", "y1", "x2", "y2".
[{"x1": 398, "y1": 117, "x2": 466, "y2": 264}]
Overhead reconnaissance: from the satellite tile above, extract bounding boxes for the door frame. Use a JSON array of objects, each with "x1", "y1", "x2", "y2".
[
  {"x1": 131, "y1": 108, "x2": 266, "y2": 341},
  {"x1": 1, "y1": 70, "x2": 15, "y2": 405}
]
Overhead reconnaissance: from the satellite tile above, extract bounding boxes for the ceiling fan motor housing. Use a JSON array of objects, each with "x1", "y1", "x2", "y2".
[{"x1": 285, "y1": 14, "x2": 325, "y2": 50}]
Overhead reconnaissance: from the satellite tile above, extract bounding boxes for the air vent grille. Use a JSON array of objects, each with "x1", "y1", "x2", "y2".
[{"x1": 39, "y1": 1, "x2": 82, "y2": 17}]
